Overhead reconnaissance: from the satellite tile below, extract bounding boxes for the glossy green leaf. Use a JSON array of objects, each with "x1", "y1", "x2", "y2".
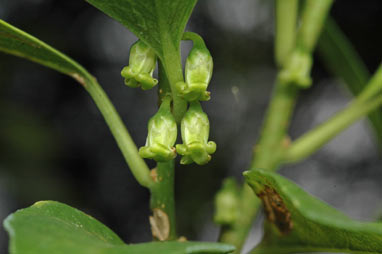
[
  {"x1": 3, "y1": 201, "x2": 235, "y2": 254},
  {"x1": 0, "y1": 19, "x2": 91, "y2": 86},
  {"x1": 318, "y1": 17, "x2": 382, "y2": 145},
  {"x1": 244, "y1": 169, "x2": 382, "y2": 254},
  {"x1": 85, "y1": 0, "x2": 198, "y2": 59}
]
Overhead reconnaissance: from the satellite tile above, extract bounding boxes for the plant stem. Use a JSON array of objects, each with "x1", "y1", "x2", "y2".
[
  {"x1": 252, "y1": 0, "x2": 336, "y2": 170},
  {"x1": 182, "y1": 32, "x2": 206, "y2": 48},
  {"x1": 160, "y1": 32, "x2": 188, "y2": 123},
  {"x1": 158, "y1": 60, "x2": 172, "y2": 102},
  {"x1": 356, "y1": 65, "x2": 382, "y2": 103},
  {"x1": 318, "y1": 17, "x2": 371, "y2": 96},
  {"x1": 218, "y1": 1, "x2": 334, "y2": 251},
  {"x1": 218, "y1": 77, "x2": 299, "y2": 252},
  {"x1": 275, "y1": 0, "x2": 298, "y2": 67},
  {"x1": 317, "y1": 19, "x2": 382, "y2": 146},
  {"x1": 85, "y1": 76, "x2": 154, "y2": 189},
  {"x1": 298, "y1": 0, "x2": 334, "y2": 53},
  {"x1": 84, "y1": 56, "x2": 180, "y2": 241},
  {"x1": 251, "y1": 82, "x2": 298, "y2": 170},
  {"x1": 285, "y1": 84, "x2": 382, "y2": 164},
  {"x1": 147, "y1": 61, "x2": 178, "y2": 241},
  {"x1": 149, "y1": 160, "x2": 177, "y2": 240}
]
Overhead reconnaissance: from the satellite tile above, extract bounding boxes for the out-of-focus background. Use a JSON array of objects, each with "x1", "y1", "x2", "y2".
[{"x1": 0, "y1": 0, "x2": 381, "y2": 253}]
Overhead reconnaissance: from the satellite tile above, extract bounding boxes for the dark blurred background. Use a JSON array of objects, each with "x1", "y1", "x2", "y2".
[{"x1": 0, "y1": 0, "x2": 381, "y2": 253}]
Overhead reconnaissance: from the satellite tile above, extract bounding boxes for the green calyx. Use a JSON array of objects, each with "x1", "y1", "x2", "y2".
[
  {"x1": 214, "y1": 178, "x2": 240, "y2": 225},
  {"x1": 139, "y1": 97, "x2": 177, "y2": 162},
  {"x1": 121, "y1": 40, "x2": 158, "y2": 90},
  {"x1": 279, "y1": 49, "x2": 312, "y2": 88},
  {"x1": 176, "y1": 32, "x2": 213, "y2": 101},
  {"x1": 176, "y1": 101, "x2": 216, "y2": 165}
]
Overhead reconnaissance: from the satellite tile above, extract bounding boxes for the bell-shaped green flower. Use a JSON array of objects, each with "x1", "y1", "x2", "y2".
[
  {"x1": 176, "y1": 101, "x2": 216, "y2": 165},
  {"x1": 279, "y1": 49, "x2": 312, "y2": 88},
  {"x1": 121, "y1": 40, "x2": 158, "y2": 90},
  {"x1": 214, "y1": 178, "x2": 240, "y2": 225},
  {"x1": 176, "y1": 33, "x2": 213, "y2": 101},
  {"x1": 139, "y1": 97, "x2": 177, "y2": 162}
]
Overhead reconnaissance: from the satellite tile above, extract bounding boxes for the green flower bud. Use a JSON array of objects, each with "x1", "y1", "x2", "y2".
[
  {"x1": 214, "y1": 178, "x2": 240, "y2": 225},
  {"x1": 176, "y1": 101, "x2": 216, "y2": 165},
  {"x1": 279, "y1": 49, "x2": 312, "y2": 88},
  {"x1": 139, "y1": 97, "x2": 177, "y2": 162},
  {"x1": 121, "y1": 40, "x2": 158, "y2": 90},
  {"x1": 176, "y1": 34, "x2": 213, "y2": 101}
]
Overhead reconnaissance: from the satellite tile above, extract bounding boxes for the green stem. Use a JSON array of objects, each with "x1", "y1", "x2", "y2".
[
  {"x1": 285, "y1": 90, "x2": 382, "y2": 164},
  {"x1": 158, "y1": 60, "x2": 172, "y2": 102},
  {"x1": 275, "y1": 0, "x2": 298, "y2": 67},
  {"x1": 251, "y1": 81, "x2": 298, "y2": 170},
  {"x1": 85, "y1": 76, "x2": 154, "y2": 189},
  {"x1": 182, "y1": 31, "x2": 206, "y2": 48},
  {"x1": 318, "y1": 20, "x2": 382, "y2": 146},
  {"x1": 160, "y1": 32, "x2": 187, "y2": 123},
  {"x1": 147, "y1": 60, "x2": 178, "y2": 241},
  {"x1": 219, "y1": 1, "x2": 335, "y2": 251},
  {"x1": 218, "y1": 78, "x2": 299, "y2": 252},
  {"x1": 297, "y1": 0, "x2": 334, "y2": 53},
  {"x1": 356, "y1": 64, "x2": 382, "y2": 103},
  {"x1": 318, "y1": 17, "x2": 371, "y2": 96},
  {"x1": 149, "y1": 160, "x2": 177, "y2": 240}
]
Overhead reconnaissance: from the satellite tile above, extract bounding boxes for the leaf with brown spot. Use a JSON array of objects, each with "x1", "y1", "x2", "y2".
[
  {"x1": 244, "y1": 169, "x2": 382, "y2": 254},
  {"x1": 257, "y1": 186, "x2": 293, "y2": 234}
]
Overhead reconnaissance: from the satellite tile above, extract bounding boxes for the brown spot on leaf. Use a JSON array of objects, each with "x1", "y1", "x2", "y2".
[
  {"x1": 149, "y1": 208, "x2": 170, "y2": 241},
  {"x1": 257, "y1": 186, "x2": 293, "y2": 234}
]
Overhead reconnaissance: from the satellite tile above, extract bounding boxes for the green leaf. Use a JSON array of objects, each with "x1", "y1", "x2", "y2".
[
  {"x1": 318, "y1": 17, "x2": 382, "y2": 145},
  {"x1": 85, "y1": 0, "x2": 194, "y2": 122},
  {"x1": 0, "y1": 19, "x2": 155, "y2": 189},
  {"x1": 244, "y1": 169, "x2": 382, "y2": 254},
  {"x1": 85, "y1": 0, "x2": 197, "y2": 59},
  {"x1": 3, "y1": 201, "x2": 235, "y2": 254},
  {"x1": 0, "y1": 19, "x2": 91, "y2": 86}
]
